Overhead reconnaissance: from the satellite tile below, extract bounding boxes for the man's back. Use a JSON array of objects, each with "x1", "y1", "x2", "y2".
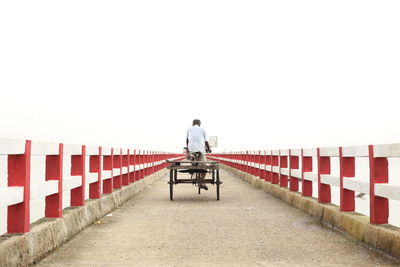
[{"x1": 187, "y1": 125, "x2": 208, "y2": 154}]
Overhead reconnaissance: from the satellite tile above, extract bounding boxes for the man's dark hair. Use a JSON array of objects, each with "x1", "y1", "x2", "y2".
[{"x1": 193, "y1": 119, "x2": 201, "y2": 126}]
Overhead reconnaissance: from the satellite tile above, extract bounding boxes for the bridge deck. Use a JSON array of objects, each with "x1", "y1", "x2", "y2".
[{"x1": 37, "y1": 169, "x2": 398, "y2": 266}]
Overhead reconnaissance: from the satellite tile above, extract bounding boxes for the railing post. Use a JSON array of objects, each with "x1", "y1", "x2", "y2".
[
  {"x1": 7, "y1": 140, "x2": 31, "y2": 234},
  {"x1": 339, "y1": 147, "x2": 355, "y2": 211},
  {"x1": 369, "y1": 145, "x2": 389, "y2": 224},
  {"x1": 45, "y1": 143, "x2": 63, "y2": 217}
]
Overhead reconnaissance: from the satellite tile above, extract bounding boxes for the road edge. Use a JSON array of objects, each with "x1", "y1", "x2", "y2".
[
  {"x1": 0, "y1": 170, "x2": 168, "y2": 267},
  {"x1": 221, "y1": 165, "x2": 400, "y2": 260}
]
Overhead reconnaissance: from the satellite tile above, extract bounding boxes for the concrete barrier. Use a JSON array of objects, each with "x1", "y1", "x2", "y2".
[
  {"x1": 222, "y1": 164, "x2": 400, "y2": 260},
  {"x1": 0, "y1": 169, "x2": 168, "y2": 267}
]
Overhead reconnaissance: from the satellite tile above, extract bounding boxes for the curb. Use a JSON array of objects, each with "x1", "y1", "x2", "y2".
[
  {"x1": 0, "y1": 170, "x2": 168, "y2": 267},
  {"x1": 222, "y1": 165, "x2": 400, "y2": 260}
]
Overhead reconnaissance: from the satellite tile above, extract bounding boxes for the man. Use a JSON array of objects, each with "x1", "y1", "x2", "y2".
[{"x1": 186, "y1": 119, "x2": 212, "y2": 190}]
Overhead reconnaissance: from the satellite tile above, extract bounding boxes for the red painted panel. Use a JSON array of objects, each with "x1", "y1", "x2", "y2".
[
  {"x1": 133, "y1": 149, "x2": 138, "y2": 182},
  {"x1": 279, "y1": 152, "x2": 287, "y2": 187},
  {"x1": 374, "y1": 157, "x2": 388, "y2": 182},
  {"x1": 320, "y1": 157, "x2": 330, "y2": 174},
  {"x1": 129, "y1": 149, "x2": 135, "y2": 183},
  {"x1": 71, "y1": 155, "x2": 83, "y2": 176},
  {"x1": 369, "y1": 145, "x2": 389, "y2": 224},
  {"x1": 260, "y1": 151, "x2": 267, "y2": 180},
  {"x1": 138, "y1": 150, "x2": 144, "y2": 179},
  {"x1": 103, "y1": 149, "x2": 113, "y2": 194},
  {"x1": 90, "y1": 155, "x2": 100, "y2": 172},
  {"x1": 272, "y1": 156, "x2": 279, "y2": 166},
  {"x1": 122, "y1": 174, "x2": 129, "y2": 186},
  {"x1": 103, "y1": 156, "x2": 112, "y2": 170},
  {"x1": 280, "y1": 175, "x2": 288, "y2": 187},
  {"x1": 343, "y1": 157, "x2": 355, "y2": 177},
  {"x1": 266, "y1": 155, "x2": 272, "y2": 165},
  {"x1": 303, "y1": 157, "x2": 312, "y2": 172},
  {"x1": 113, "y1": 155, "x2": 122, "y2": 168},
  {"x1": 89, "y1": 147, "x2": 102, "y2": 199},
  {"x1": 144, "y1": 151, "x2": 148, "y2": 177},
  {"x1": 245, "y1": 151, "x2": 249, "y2": 174},
  {"x1": 272, "y1": 173, "x2": 279, "y2": 184},
  {"x1": 280, "y1": 156, "x2": 288, "y2": 168},
  {"x1": 45, "y1": 143, "x2": 63, "y2": 218},
  {"x1": 317, "y1": 148, "x2": 331, "y2": 203},
  {"x1": 302, "y1": 152, "x2": 312, "y2": 197},
  {"x1": 122, "y1": 149, "x2": 129, "y2": 186},
  {"x1": 113, "y1": 150, "x2": 122, "y2": 189},
  {"x1": 340, "y1": 149, "x2": 355, "y2": 212},
  {"x1": 289, "y1": 154, "x2": 299, "y2": 192},
  {"x1": 122, "y1": 155, "x2": 129, "y2": 167},
  {"x1": 151, "y1": 151, "x2": 155, "y2": 175},
  {"x1": 71, "y1": 145, "x2": 86, "y2": 206},
  {"x1": 7, "y1": 140, "x2": 31, "y2": 233},
  {"x1": 290, "y1": 156, "x2": 299, "y2": 169}
]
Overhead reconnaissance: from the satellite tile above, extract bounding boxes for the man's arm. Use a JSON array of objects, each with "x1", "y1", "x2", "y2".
[
  {"x1": 205, "y1": 141, "x2": 212, "y2": 153},
  {"x1": 203, "y1": 129, "x2": 211, "y2": 153},
  {"x1": 186, "y1": 129, "x2": 189, "y2": 147}
]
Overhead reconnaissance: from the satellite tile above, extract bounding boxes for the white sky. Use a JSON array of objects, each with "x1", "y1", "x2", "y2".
[{"x1": 0, "y1": 0, "x2": 399, "y2": 152}]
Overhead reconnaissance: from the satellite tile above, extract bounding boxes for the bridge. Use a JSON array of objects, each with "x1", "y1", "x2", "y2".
[{"x1": 1, "y1": 138, "x2": 400, "y2": 266}]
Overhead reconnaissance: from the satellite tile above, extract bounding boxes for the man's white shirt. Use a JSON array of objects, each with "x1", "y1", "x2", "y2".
[{"x1": 187, "y1": 125, "x2": 209, "y2": 154}]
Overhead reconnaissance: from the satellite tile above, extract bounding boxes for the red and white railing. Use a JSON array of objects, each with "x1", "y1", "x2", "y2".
[
  {"x1": 209, "y1": 143, "x2": 400, "y2": 227},
  {"x1": 0, "y1": 137, "x2": 184, "y2": 235}
]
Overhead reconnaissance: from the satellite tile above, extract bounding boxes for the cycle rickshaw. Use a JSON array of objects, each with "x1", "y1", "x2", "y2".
[{"x1": 166, "y1": 153, "x2": 221, "y2": 200}]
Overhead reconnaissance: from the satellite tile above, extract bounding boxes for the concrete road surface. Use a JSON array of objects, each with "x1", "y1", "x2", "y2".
[{"x1": 36, "y1": 169, "x2": 399, "y2": 266}]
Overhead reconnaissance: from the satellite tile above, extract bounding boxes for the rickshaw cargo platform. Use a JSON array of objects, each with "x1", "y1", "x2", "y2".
[{"x1": 166, "y1": 160, "x2": 222, "y2": 200}]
